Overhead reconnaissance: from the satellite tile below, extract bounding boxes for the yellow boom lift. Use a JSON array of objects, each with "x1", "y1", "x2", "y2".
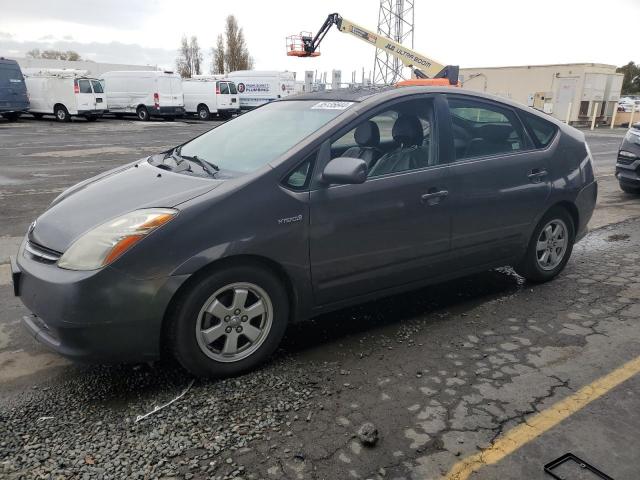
[{"x1": 286, "y1": 13, "x2": 459, "y2": 87}]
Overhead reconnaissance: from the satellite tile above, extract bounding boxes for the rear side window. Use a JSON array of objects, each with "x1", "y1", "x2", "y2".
[
  {"x1": 228, "y1": 82, "x2": 237, "y2": 94},
  {"x1": 219, "y1": 82, "x2": 230, "y2": 94},
  {"x1": 521, "y1": 112, "x2": 557, "y2": 148},
  {"x1": 78, "y1": 79, "x2": 92, "y2": 94},
  {"x1": 91, "y1": 80, "x2": 104, "y2": 94},
  {"x1": 448, "y1": 98, "x2": 526, "y2": 160}
]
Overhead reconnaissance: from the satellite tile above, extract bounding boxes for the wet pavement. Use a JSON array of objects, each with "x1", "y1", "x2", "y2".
[{"x1": 0, "y1": 118, "x2": 639, "y2": 479}]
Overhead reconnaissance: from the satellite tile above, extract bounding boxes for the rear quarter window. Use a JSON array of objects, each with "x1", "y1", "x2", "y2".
[{"x1": 521, "y1": 112, "x2": 557, "y2": 148}]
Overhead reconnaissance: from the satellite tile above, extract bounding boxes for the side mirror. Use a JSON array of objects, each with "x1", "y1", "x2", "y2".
[{"x1": 322, "y1": 157, "x2": 367, "y2": 185}]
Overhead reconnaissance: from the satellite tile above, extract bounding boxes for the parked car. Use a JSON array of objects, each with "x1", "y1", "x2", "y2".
[
  {"x1": 11, "y1": 87, "x2": 597, "y2": 377},
  {"x1": 0, "y1": 58, "x2": 29, "y2": 121},
  {"x1": 616, "y1": 123, "x2": 640, "y2": 194},
  {"x1": 22, "y1": 68, "x2": 105, "y2": 121},
  {"x1": 226, "y1": 70, "x2": 296, "y2": 110},
  {"x1": 101, "y1": 70, "x2": 185, "y2": 121},
  {"x1": 183, "y1": 78, "x2": 240, "y2": 120}
]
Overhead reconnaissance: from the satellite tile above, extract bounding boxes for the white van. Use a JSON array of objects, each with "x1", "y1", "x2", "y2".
[
  {"x1": 182, "y1": 78, "x2": 240, "y2": 120},
  {"x1": 226, "y1": 71, "x2": 296, "y2": 110},
  {"x1": 22, "y1": 68, "x2": 105, "y2": 122},
  {"x1": 101, "y1": 71, "x2": 185, "y2": 121}
]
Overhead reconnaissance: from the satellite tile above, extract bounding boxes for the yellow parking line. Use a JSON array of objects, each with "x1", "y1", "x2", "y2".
[{"x1": 443, "y1": 355, "x2": 640, "y2": 480}]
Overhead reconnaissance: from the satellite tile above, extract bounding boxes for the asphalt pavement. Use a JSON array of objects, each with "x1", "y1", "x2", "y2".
[{"x1": 0, "y1": 116, "x2": 639, "y2": 480}]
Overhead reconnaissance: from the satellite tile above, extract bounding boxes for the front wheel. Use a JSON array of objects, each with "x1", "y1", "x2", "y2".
[
  {"x1": 168, "y1": 265, "x2": 289, "y2": 377},
  {"x1": 620, "y1": 182, "x2": 640, "y2": 194},
  {"x1": 515, "y1": 207, "x2": 575, "y2": 283}
]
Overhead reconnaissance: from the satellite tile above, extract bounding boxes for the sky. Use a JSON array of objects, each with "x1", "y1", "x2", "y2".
[{"x1": 1, "y1": 0, "x2": 639, "y2": 82}]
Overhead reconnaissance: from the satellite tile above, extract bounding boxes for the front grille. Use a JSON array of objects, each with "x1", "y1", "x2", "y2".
[{"x1": 24, "y1": 240, "x2": 62, "y2": 263}]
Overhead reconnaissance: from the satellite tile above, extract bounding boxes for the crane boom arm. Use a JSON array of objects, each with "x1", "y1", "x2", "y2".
[
  {"x1": 336, "y1": 16, "x2": 445, "y2": 78},
  {"x1": 301, "y1": 13, "x2": 457, "y2": 83}
]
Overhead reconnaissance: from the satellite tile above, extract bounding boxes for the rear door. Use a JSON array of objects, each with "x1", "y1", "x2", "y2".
[
  {"x1": 90, "y1": 79, "x2": 105, "y2": 109},
  {"x1": 228, "y1": 81, "x2": 239, "y2": 108},
  {"x1": 216, "y1": 81, "x2": 232, "y2": 109},
  {"x1": 158, "y1": 76, "x2": 178, "y2": 107},
  {"x1": 75, "y1": 78, "x2": 95, "y2": 112},
  {"x1": 445, "y1": 95, "x2": 552, "y2": 268},
  {"x1": 0, "y1": 62, "x2": 29, "y2": 112}
]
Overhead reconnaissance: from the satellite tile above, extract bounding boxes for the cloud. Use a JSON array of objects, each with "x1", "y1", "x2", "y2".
[
  {"x1": 1, "y1": 0, "x2": 158, "y2": 29},
  {"x1": 0, "y1": 38, "x2": 176, "y2": 68},
  {"x1": 0, "y1": 32, "x2": 13, "y2": 39}
]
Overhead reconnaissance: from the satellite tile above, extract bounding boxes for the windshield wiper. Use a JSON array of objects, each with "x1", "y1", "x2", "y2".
[{"x1": 172, "y1": 146, "x2": 219, "y2": 177}]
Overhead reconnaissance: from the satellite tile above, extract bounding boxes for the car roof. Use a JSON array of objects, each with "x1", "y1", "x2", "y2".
[{"x1": 283, "y1": 86, "x2": 568, "y2": 128}]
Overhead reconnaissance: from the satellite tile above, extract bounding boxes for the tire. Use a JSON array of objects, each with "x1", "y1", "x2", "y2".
[
  {"x1": 515, "y1": 207, "x2": 575, "y2": 283},
  {"x1": 136, "y1": 106, "x2": 150, "y2": 121},
  {"x1": 54, "y1": 105, "x2": 70, "y2": 122},
  {"x1": 620, "y1": 182, "x2": 640, "y2": 194},
  {"x1": 168, "y1": 264, "x2": 289, "y2": 378},
  {"x1": 2, "y1": 112, "x2": 20, "y2": 121},
  {"x1": 197, "y1": 105, "x2": 210, "y2": 120}
]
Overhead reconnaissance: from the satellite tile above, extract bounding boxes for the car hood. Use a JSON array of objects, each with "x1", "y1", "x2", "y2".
[{"x1": 30, "y1": 160, "x2": 222, "y2": 253}]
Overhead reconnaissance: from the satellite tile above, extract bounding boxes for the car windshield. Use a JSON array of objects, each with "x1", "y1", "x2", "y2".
[{"x1": 179, "y1": 100, "x2": 353, "y2": 173}]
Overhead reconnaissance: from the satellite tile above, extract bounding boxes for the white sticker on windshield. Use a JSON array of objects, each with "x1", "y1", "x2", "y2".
[{"x1": 311, "y1": 101, "x2": 354, "y2": 110}]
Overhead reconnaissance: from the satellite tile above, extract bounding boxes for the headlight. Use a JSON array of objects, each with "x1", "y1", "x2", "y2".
[{"x1": 58, "y1": 208, "x2": 177, "y2": 271}]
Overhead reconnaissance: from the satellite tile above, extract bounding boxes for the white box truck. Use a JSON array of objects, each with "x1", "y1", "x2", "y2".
[
  {"x1": 226, "y1": 71, "x2": 296, "y2": 110},
  {"x1": 182, "y1": 77, "x2": 240, "y2": 120},
  {"x1": 22, "y1": 68, "x2": 105, "y2": 122},
  {"x1": 101, "y1": 71, "x2": 185, "y2": 121}
]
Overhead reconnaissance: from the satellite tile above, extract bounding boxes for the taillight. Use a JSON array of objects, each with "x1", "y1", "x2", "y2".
[
  {"x1": 153, "y1": 92, "x2": 159, "y2": 109},
  {"x1": 216, "y1": 84, "x2": 221, "y2": 95},
  {"x1": 74, "y1": 81, "x2": 79, "y2": 94}
]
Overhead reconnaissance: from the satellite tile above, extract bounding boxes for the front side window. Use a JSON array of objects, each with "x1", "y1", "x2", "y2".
[
  {"x1": 330, "y1": 98, "x2": 436, "y2": 178},
  {"x1": 78, "y1": 79, "x2": 92, "y2": 94},
  {"x1": 179, "y1": 100, "x2": 351, "y2": 174},
  {"x1": 90, "y1": 80, "x2": 104, "y2": 94},
  {"x1": 448, "y1": 98, "x2": 526, "y2": 160},
  {"x1": 283, "y1": 153, "x2": 315, "y2": 190}
]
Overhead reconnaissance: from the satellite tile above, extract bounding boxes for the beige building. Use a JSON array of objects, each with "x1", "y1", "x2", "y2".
[{"x1": 459, "y1": 63, "x2": 623, "y2": 125}]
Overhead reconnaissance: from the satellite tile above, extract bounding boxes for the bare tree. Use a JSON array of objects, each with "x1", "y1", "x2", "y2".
[
  {"x1": 176, "y1": 35, "x2": 203, "y2": 78},
  {"x1": 210, "y1": 34, "x2": 226, "y2": 74},
  {"x1": 223, "y1": 15, "x2": 253, "y2": 72},
  {"x1": 26, "y1": 49, "x2": 82, "y2": 61}
]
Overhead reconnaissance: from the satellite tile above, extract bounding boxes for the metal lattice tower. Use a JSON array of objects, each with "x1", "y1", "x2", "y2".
[{"x1": 372, "y1": 0, "x2": 415, "y2": 85}]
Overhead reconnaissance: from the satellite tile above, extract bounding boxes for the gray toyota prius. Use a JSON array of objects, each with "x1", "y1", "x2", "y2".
[{"x1": 11, "y1": 87, "x2": 597, "y2": 377}]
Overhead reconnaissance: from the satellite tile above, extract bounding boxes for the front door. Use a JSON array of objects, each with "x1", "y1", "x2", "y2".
[
  {"x1": 309, "y1": 97, "x2": 452, "y2": 306},
  {"x1": 445, "y1": 95, "x2": 551, "y2": 268}
]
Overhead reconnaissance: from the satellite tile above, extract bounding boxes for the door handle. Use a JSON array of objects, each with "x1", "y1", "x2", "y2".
[
  {"x1": 421, "y1": 189, "x2": 448, "y2": 205},
  {"x1": 528, "y1": 169, "x2": 548, "y2": 182}
]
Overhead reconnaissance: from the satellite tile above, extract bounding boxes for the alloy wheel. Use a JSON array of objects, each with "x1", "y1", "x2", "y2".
[
  {"x1": 195, "y1": 282, "x2": 273, "y2": 363},
  {"x1": 536, "y1": 219, "x2": 568, "y2": 271}
]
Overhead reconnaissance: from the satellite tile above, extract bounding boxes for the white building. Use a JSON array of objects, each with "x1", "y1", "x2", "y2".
[
  {"x1": 10, "y1": 57, "x2": 158, "y2": 77},
  {"x1": 459, "y1": 63, "x2": 623, "y2": 125}
]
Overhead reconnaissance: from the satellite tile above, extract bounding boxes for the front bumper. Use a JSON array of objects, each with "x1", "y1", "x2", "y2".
[
  {"x1": 12, "y1": 242, "x2": 189, "y2": 363},
  {"x1": 615, "y1": 160, "x2": 640, "y2": 187}
]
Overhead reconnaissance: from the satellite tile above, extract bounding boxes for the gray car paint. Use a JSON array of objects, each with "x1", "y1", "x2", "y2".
[{"x1": 13, "y1": 86, "x2": 597, "y2": 363}]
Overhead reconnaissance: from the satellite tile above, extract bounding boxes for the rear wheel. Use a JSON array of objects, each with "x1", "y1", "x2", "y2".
[
  {"x1": 620, "y1": 182, "x2": 640, "y2": 194},
  {"x1": 197, "y1": 104, "x2": 210, "y2": 120},
  {"x1": 54, "y1": 105, "x2": 70, "y2": 122},
  {"x1": 2, "y1": 112, "x2": 20, "y2": 121},
  {"x1": 136, "y1": 106, "x2": 150, "y2": 121},
  {"x1": 515, "y1": 207, "x2": 575, "y2": 283},
  {"x1": 168, "y1": 264, "x2": 289, "y2": 378}
]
